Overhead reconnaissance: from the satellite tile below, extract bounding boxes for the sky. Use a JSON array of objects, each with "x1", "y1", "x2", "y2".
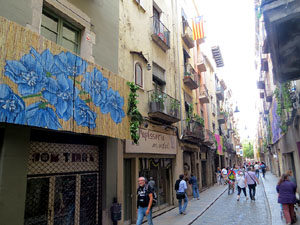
[{"x1": 197, "y1": 0, "x2": 259, "y2": 141}]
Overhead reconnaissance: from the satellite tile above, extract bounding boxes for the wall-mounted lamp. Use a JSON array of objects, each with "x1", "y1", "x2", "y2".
[{"x1": 147, "y1": 63, "x2": 151, "y2": 71}]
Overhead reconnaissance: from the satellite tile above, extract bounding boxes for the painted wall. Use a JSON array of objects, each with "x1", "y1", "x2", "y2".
[
  {"x1": 0, "y1": 0, "x2": 32, "y2": 27},
  {"x1": 67, "y1": 0, "x2": 119, "y2": 74},
  {"x1": 119, "y1": 0, "x2": 179, "y2": 117},
  {"x1": 0, "y1": 126, "x2": 30, "y2": 225},
  {"x1": 0, "y1": 17, "x2": 130, "y2": 140}
]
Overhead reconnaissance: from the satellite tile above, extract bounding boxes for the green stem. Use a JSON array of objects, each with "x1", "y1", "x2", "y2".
[{"x1": 22, "y1": 93, "x2": 42, "y2": 99}]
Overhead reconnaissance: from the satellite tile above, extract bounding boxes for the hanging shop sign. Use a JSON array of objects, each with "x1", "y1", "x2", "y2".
[
  {"x1": 28, "y1": 142, "x2": 99, "y2": 175},
  {"x1": 125, "y1": 128, "x2": 177, "y2": 154}
]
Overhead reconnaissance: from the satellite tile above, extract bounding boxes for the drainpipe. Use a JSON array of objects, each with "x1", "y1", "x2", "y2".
[{"x1": 174, "y1": 0, "x2": 183, "y2": 137}]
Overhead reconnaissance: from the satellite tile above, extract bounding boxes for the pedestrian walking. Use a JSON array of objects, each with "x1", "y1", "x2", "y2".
[
  {"x1": 175, "y1": 174, "x2": 188, "y2": 215},
  {"x1": 136, "y1": 177, "x2": 153, "y2": 225},
  {"x1": 245, "y1": 167, "x2": 259, "y2": 201},
  {"x1": 236, "y1": 171, "x2": 248, "y2": 201},
  {"x1": 276, "y1": 174, "x2": 297, "y2": 225},
  {"x1": 189, "y1": 174, "x2": 200, "y2": 200},
  {"x1": 222, "y1": 167, "x2": 228, "y2": 185},
  {"x1": 254, "y1": 162, "x2": 260, "y2": 178},
  {"x1": 148, "y1": 177, "x2": 156, "y2": 190},
  {"x1": 260, "y1": 162, "x2": 266, "y2": 178},
  {"x1": 216, "y1": 167, "x2": 223, "y2": 185},
  {"x1": 286, "y1": 170, "x2": 297, "y2": 185}
]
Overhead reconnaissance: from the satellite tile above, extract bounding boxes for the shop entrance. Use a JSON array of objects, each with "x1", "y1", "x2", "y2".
[
  {"x1": 139, "y1": 158, "x2": 172, "y2": 208},
  {"x1": 201, "y1": 161, "x2": 207, "y2": 188},
  {"x1": 123, "y1": 159, "x2": 132, "y2": 224},
  {"x1": 24, "y1": 142, "x2": 100, "y2": 225}
]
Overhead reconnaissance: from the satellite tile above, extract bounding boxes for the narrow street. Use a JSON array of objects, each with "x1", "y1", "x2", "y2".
[
  {"x1": 191, "y1": 178, "x2": 270, "y2": 225},
  {"x1": 153, "y1": 172, "x2": 300, "y2": 225}
]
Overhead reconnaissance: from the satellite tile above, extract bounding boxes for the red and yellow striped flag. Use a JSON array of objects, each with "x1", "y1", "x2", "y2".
[{"x1": 192, "y1": 16, "x2": 205, "y2": 40}]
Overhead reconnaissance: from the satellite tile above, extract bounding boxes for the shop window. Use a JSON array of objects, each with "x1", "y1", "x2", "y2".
[
  {"x1": 41, "y1": 8, "x2": 81, "y2": 54},
  {"x1": 135, "y1": 62, "x2": 143, "y2": 88}
]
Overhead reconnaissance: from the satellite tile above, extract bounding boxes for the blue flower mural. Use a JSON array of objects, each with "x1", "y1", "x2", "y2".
[
  {"x1": 4, "y1": 52, "x2": 48, "y2": 96},
  {"x1": 26, "y1": 101, "x2": 62, "y2": 130},
  {"x1": 0, "y1": 84, "x2": 25, "y2": 124},
  {"x1": 101, "y1": 88, "x2": 125, "y2": 124},
  {"x1": 30, "y1": 48, "x2": 62, "y2": 77},
  {"x1": 55, "y1": 51, "x2": 88, "y2": 77},
  {"x1": 43, "y1": 74, "x2": 79, "y2": 121},
  {"x1": 74, "y1": 98, "x2": 97, "y2": 128},
  {"x1": 82, "y1": 68, "x2": 108, "y2": 107},
  {"x1": 2, "y1": 47, "x2": 125, "y2": 131}
]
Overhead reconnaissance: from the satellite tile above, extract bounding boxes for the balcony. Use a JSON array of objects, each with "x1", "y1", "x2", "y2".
[
  {"x1": 218, "y1": 112, "x2": 226, "y2": 124},
  {"x1": 183, "y1": 120, "x2": 205, "y2": 144},
  {"x1": 212, "y1": 103, "x2": 217, "y2": 116},
  {"x1": 151, "y1": 17, "x2": 170, "y2": 51},
  {"x1": 182, "y1": 25, "x2": 194, "y2": 49},
  {"x1": 203, "y1": 129, "x2": 215, "y2": 146},
  {"x1": 261, "y1": 0, "x2": 300, "y2": 83},
  {"x1": 183, "y1": 64, "x2": 198, "y2": 90},
  {"x1": 216, "y1": 86, "x2": 224, "y2": 101},
  {"x1": 261, "y1": 58, "x2": 269, "y2": 72},
  {"x1": 199, "y1": 84, "x2": 209, "y2": 104},
  {"x1": 197, "y1": 53, "x2": 207, "y2": 72},
  {"x1": 257, "y1": 81, "x2": 265, "y2": 89},
  {"x1": 148, "y1": 90, "x2": 180, "y2": 124}
]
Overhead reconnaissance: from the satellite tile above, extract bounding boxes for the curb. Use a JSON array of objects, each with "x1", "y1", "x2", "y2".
[
  {"x1": 260, "y1": 174, "x2": 273, "y2": 225},
  {"x1": 187, "y1": 186, "x2": 227, "y2": 225}
]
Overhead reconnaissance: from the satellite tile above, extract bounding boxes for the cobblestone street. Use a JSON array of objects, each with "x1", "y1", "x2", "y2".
[{"x1": 192, "y1": 179, "x2": 271, "y2": 225}]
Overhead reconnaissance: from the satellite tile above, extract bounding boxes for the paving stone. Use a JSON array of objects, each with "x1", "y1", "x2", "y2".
[{"x1": 192, "y1": 179, "x2": 271, "y2": 225}]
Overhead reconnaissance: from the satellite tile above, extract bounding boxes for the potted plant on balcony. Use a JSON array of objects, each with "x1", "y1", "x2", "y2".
[
  {"x1": 193, "y1": 114, "x2": 204, "y2": 127},
  {"x1": 170, "y1": 98, "x2": 180, "y2": 117},
  {"x1": 150, "y1": 91, "x2": 165, "y2": 112}
]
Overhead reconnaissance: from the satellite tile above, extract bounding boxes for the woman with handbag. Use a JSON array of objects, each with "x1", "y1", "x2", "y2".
[
  {"x1": 245, "y1": 167, "x2": 259, "y2": 201},
  {"x1": 176, "y1": 174, "x2": 188, "y2": 215},
  {"x1": 277, "y1": 174, "x2": 297, "y2": 225}
]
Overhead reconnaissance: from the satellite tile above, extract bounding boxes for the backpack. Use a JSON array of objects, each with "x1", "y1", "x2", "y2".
[
  {"x1": 175, "y1": 179, "x2": 181, "y2": 191},
  {"x1": 146, "y1": 185, "x2": 157, "y2": 207},
  {"x1": 228, "y1": 171, "x2": 235, "y2": 180}
]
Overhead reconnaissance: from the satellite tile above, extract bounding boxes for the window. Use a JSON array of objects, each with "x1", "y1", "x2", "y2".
[
  {"x1": 152, "y1": 62, "x2": 166, "y2": 85},
  {"x1": 41, "y1": 8, "x2": 81, "y2": 54},
  {"x1": 135, "y1": 62, "x2": 143, "y2": 88}
]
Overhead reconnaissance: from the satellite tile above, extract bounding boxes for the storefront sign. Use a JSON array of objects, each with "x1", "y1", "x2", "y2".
[
  {"x1": 28, "y1": 142, "x2": 99, "y2": 175},
  {"x1": 125, "y1": 129, "x2": 177, "y2": 154}
]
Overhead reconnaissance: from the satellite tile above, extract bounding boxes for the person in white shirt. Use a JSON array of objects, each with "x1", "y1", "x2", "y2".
[
  {"x1": 221, "y1": 167, "x2": 228, "y2": 185},
  {"x1": 236, "y1": 172, "x2": 248, "y2": 201},
  {"x1": 177, "y1": 174, "x2": 188, "y2": 215},
  {"x1": 254, "y1": 162, "x2": 260, "y2": 178}
]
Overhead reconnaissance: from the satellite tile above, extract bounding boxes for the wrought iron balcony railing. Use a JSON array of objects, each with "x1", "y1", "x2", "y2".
[
  {"x1": 148, "y1": 89, "x2": 180, "y2": 124},
  {"x1": 152, "y1": 17, "x2": 170, "y2": 51}
]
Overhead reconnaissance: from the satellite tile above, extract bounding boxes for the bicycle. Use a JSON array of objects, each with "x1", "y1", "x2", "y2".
[{"x1": 228, "y1": 179, "x2": 235, "y2": 195}]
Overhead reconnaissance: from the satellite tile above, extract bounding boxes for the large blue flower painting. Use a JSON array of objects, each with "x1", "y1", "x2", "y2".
[{"x1": 1, "y1": 47, "x2": 125, "y2": 130}]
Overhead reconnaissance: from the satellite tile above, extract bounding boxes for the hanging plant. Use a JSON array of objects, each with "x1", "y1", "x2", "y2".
[
  {"x1": 127, "y1": 82, "x2": 143, "y2": 144},
  {"x1": 274, "y1": 82, "x2": 292, "y2": 134}
]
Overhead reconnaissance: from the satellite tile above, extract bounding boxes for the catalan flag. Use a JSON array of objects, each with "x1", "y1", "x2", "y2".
[{"x1": 192, "y1": 16, "x2": 205, "y2": 40}]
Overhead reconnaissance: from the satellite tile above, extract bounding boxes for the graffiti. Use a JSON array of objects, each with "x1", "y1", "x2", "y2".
[{"x1": 1, "y1": 47, "x2": 125, "y2": 129}]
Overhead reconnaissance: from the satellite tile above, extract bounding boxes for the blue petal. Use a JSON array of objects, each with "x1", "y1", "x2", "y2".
[{"x1": 42, "y1": 91, "x2": 58, "y2": 105}]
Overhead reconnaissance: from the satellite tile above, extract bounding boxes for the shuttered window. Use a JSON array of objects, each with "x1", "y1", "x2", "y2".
[
  {"x1": 41, "y1": 8, "x2": 81, "y2": 54},
  {"x1": 152, "y1": 62, "x2": 165, "y2": 85},
  {"x1": 135, "y1": 63, "x2": 143, "y2": 87}
]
